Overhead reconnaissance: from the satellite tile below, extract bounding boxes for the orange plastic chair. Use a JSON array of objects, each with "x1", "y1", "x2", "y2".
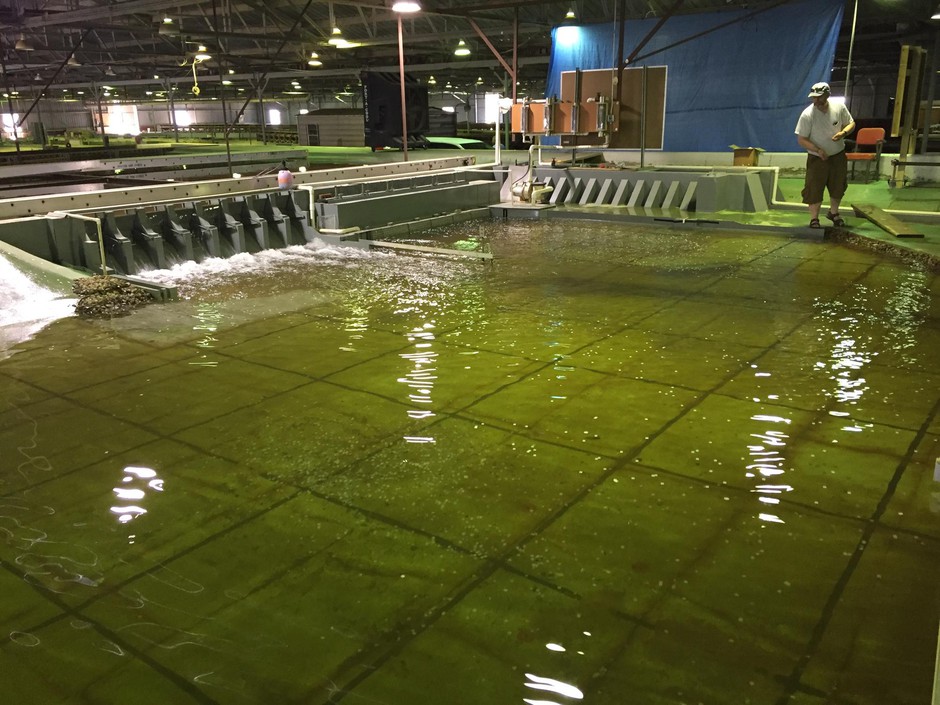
[{"x1": 845, "y1": 127, "x2": 885, "y2": 182}]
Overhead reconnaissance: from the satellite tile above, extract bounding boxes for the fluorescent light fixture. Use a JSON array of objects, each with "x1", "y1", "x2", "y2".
[
  {"x1": 392, "y1": 1, "x2": 421, "y2": 11},
  {"x1": 454, "y1": 39, "x2": 470, "y2": 57}
]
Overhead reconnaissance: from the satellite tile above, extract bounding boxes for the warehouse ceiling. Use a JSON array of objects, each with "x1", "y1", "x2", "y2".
[{"x1": 0, "y1": 0, "x2": 936, "y2": 104}]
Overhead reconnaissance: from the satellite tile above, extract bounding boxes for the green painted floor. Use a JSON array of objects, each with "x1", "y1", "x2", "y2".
[{"x1": 1, "y1": 220, "x2": 937, "y2": 704}]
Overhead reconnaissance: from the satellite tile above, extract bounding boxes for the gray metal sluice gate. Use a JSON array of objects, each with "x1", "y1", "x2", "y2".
[{"x1": 0, "y1": 190, "x2": 313, "y2": 277}]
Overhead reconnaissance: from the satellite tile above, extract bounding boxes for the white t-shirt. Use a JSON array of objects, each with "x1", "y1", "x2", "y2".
[{"x1": 795, "y1": 102, "x2": 854, "y2": 157}]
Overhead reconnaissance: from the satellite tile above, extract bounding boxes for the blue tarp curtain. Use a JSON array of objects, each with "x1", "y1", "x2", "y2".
[{"x1": 546, "y1": 0, "x2": 844, "y2": 152}]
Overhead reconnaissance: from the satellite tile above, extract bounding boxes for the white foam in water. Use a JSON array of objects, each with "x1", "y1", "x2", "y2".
[
  {"x1": 140, "y1": 239, "x2": 388, "y2": 288},
  {"x1": 0, "y1": 254, "x2": 76, "y2": 356}
]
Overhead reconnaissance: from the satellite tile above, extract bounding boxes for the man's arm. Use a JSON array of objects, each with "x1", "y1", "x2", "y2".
[
  {"x1": 797, "y1": 134, "x2": 827, "y2": 159},
  {"x1": 833, "y1": 120, "x2": 856, "y2": 141}
]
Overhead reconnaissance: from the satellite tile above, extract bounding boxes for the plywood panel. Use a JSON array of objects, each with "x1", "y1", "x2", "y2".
[
  {"x1": 560, "y1": 68, "x2": 615, "y2": 103},
  {"x1": 559, "y1": 66, "x2": 666, "y2": 149},
  {"x1": 612, "y1": 66, "x2": 666, "y2": 149}
]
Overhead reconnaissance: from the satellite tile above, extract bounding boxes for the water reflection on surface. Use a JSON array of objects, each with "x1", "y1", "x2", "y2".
[
  {"x1": 341, "y1": 303, "x2": 369, "y2": 352},
  {"x1": 745, "y1": 408, "x2": 794, "y2": 524},
  {"x1": 882, "y1": 271, "x2": 931, "y2": 365},
  {"x1": 400, "y1": 323, "x2": 438, "y2": 427},
  {"x1": 524, "y1": 672, "x2": 585, "y2": 702},
  {"x1": 110, "y1": 465, "x2": 163, "y2": 529},
  {"x1": 189, "y1": 302, "x2": 223, "y2": 367}
]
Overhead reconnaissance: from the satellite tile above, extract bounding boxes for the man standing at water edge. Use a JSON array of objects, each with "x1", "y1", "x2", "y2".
[{"x1": 795, "y1": 81, "x2": 855, "y2": 229}]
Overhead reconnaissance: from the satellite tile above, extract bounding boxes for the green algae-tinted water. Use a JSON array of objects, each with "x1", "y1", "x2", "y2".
[{"x1": 2, "y1": 220, "x2": 938, "y2": 705}]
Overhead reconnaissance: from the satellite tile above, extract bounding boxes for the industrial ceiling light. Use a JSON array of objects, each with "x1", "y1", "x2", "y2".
[
  {"x1": 427, "y1": 75, "x2": 436, "y2": 85},
  {"x1": 933, "y1": 3, "x2": 940, "y2": 19},
  {"x1": 391, "y1": 1, "x2": 421, "y2": 11},
  {"x1": 194, "y1": 45, "x2": 211, "y2": 61},
  {"x1": 67, "y1": 56, "x2": 81, "y2": 66},
  {"x1": 15, "y1": 34, "x2": 34, "y2": 51},
  {"x1": 308, "y1": 50, "x2": 323, "y2": 67},
  {"x1": 454, "y1": 39, "x2": 470, "y2": 56},
  {"x1": 328, "y1": 26, "x2": 344, "y2": 45},
  {"x1": 565, "y1": 8, "x2": 576, "y2": 20},
  {"x1": 105, "y1": 66, "x2": 116, "y2": 77}
]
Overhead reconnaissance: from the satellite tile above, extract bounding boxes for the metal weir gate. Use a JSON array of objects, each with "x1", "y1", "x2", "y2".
[
  {"x1": 533, "y1": 167, "x2": 776, "y2": 213},
  {"x1": 0, "y1": 190, "x2": 316, "y2": 277}
]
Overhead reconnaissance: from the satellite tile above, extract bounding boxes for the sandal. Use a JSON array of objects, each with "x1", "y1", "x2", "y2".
[
  {"x1": 825, "y1": 212, "x2": 846, "y2": 227},
  {"x1": 809, "y1": 218, "x2": 821, "y2": 229}
]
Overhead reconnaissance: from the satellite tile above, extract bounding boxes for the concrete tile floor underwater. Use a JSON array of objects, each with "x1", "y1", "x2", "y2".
[{"x1": 0, "y1": 217, "x2": 938, "y2": 705}]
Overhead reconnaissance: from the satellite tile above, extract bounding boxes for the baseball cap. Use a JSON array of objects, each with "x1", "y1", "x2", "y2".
[{"x1": 808, "y1": 82, "x2": 831, "y2": 98}]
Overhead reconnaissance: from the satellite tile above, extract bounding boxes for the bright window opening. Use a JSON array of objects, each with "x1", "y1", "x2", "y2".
[
  {"x1": 174, "y1": 109, "x2": 193, "y2": 128},
  {"x1": 107, "y1": 104, "x2": 141, "y2": 135},
  {"x1": 1, "y1": 113, "x2": 20, "y2": 140}
]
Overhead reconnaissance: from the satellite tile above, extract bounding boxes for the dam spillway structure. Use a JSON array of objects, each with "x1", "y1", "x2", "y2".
[
  {"x1": 0, "y1": 147, "x2": 791, "y2": 299},
  {"x1": 0, "y1": 155, "x2": 496, "y2": 290}
]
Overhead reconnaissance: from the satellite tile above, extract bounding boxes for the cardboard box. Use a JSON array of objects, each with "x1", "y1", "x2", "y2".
[{"x1": 730, "y1": 145, "x2": 764, "y2": 166}]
